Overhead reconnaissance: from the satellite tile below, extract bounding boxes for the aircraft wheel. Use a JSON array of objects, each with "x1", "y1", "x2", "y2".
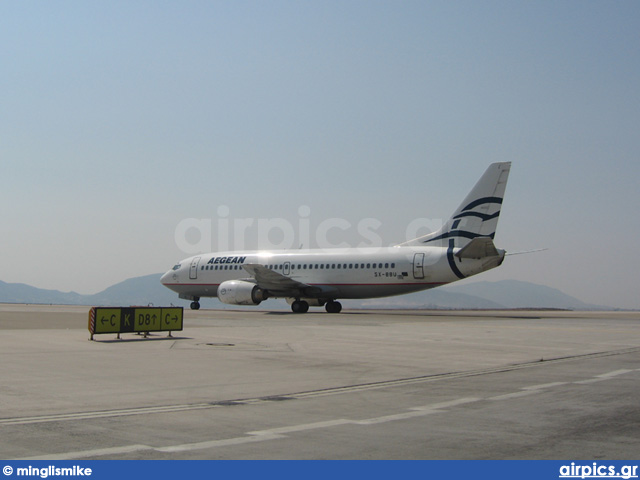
[
  {"x1": 291, "y1": 300, "x2": 309, "y2": 313},
  {"x1": 190, "y1": 301, "x2": 200, "y2": 310},
  {"x1": 325, "y1": 300, "x2": 342, "y2": 314}
]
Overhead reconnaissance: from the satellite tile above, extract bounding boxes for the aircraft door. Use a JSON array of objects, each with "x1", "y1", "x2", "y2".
[
  {"x1": 283, "y1": 261, "x2": 291, "y2": 276},
  {"x1": 412, "y1": 253, "x2": 425, "y2": 279},
  {"x1": 189, "y1": 256, "x2": 201, "y2": 280}
]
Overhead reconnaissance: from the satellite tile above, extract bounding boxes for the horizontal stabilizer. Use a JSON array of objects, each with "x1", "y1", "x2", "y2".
[{"x1": 454, "y1": 237, "x2": 499, "y2": 259}]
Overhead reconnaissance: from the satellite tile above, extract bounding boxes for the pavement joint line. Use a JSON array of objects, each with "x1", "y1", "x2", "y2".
[
  {"x1": 3, "y1": 347, "x2": 638, "y2": 428},
  {"x1": 17, "y1": 397, "x2": 485, "y2": 459},
  {"x1": 13, "y1": 367, "x2": 640, "y2": 460}
]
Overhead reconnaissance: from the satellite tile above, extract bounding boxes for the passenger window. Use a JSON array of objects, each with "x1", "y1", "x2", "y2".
[
  {"x1": 366, "y1": 263, "x2": 371, "y2": 268},
  {"x1": 385, "y1": 263, "x2": 389, "y2": 268}
]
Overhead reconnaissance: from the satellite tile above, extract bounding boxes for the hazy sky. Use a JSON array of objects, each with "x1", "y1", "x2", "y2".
[{"x1": 2, "y1": 1, "x2": 639, "y2": 308}]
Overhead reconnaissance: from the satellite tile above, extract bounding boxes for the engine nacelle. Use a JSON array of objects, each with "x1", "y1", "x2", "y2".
[{"x1": 217, "y1": 280, "x2": 268, "y2": 306}]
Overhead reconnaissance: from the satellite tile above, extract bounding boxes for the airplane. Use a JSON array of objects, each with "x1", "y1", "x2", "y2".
[{"x1": 161, "y1": 162, "x2": 511, "y2": 313}]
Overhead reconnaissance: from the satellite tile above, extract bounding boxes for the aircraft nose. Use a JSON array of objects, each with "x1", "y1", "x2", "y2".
[{"x1": 160, "y1": 269, "x2": 174, "y2": 285}]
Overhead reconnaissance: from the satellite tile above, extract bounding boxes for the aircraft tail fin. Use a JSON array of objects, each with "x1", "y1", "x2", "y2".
[{"x1": 399, "y1": 162, "x2": 511, "y2": 248}]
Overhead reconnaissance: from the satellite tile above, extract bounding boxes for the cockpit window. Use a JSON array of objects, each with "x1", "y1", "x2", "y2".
[{"x1": 172, "y1": 264, "x2": 181, "y2": 271}]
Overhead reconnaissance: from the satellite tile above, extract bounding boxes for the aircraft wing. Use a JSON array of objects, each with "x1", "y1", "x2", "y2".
[{"x1": 242, "y1": 263, "x2": 330, "y2": 297}]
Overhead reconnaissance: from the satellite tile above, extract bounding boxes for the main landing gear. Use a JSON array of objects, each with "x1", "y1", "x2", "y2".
[
  {"x1": 289, "y1": 299, "x2": 342, "y2": 313},
  {"x1": 190, "y1": 297, "x2": 201, "y2": 310},
  {"x1": 291, "y1": 300, "x2": 309, "y2": 313},
  {"x1": 324, "y1": 300, "x2": 342, "y2": 314}
]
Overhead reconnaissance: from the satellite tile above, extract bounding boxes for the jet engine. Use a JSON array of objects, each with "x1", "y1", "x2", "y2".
[{"x1": 217, "y1": 280, "x2": 268, "y2": 306}]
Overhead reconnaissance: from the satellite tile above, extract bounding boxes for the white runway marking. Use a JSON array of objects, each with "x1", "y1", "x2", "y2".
[
  {"x1": 573, "y1": 369, "x2": 634, "y2": 384},
  {"x1": 21, "y1": 445, "x2": 154, "y2": 461},
  {"x1": 14, "y1": 368, "x2": 638, "y2": 460}
]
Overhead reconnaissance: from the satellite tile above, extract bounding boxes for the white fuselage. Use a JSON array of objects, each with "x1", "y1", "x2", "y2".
[{"x1": 160, "y1": 245, "x2": 504, "y2": 302}]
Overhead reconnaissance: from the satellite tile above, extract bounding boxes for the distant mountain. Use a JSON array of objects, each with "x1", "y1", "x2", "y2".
[
  {"x1": 354, "y1": 288, "x2": 504, "y2": 310},
  {"x1": 0, "y1": 280, "x2": 86, "y2": 305},
  {"x1": 356, "y1": 279, "x2": 611, "y2": 310},
  {"x1": 444, "y1": 280, "x2": 609, "y2": 310},
  {"x1": 0, "y1": 275, "x2": 190, "y2": 308},
  {"x1": 85, "y1": 274, "x2": 189, "y2": 307},
  {"x1": 0, "y1": 276, "x2": 614, "y2": 310}
]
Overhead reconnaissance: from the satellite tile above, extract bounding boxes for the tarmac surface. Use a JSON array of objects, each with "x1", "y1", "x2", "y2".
[{"x1": 1, "y1": 304, "x2": 639, "y2": 460}]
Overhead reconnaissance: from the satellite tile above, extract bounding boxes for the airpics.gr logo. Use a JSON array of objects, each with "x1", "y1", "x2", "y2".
[{"x1": 559, "y1": 463, "x2": 638, "y2": 479}]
